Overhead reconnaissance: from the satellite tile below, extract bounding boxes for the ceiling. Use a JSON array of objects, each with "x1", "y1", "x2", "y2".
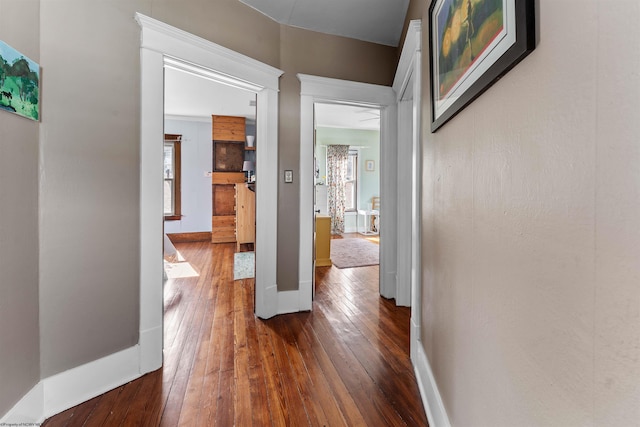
[
  {"x1": 239, "y1": 0, "x2": 409, "y2": 47},
  {"x1": 165, "y1": 2, "x2": 403, "y2": 126},
  {"x1": 164, "y1": 67, "x2": 380, "y2": 130},
  {"x1": 164, "y1": 67, "x2": 257, "y2": 121}
]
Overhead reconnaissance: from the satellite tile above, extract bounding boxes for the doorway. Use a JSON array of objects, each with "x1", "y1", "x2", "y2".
[
  {"x1": 313, "y1": 103, "x2": 382, "y2": 287},
  {"x1": 163, "y1": 67, "x2": 257, "y2": 240},
  {"x1": 298, "y1": 74, "x2": 398, "y2": 310},
  {"x1": 137, "y1": 13, "x2": 283, "y2": 374}
]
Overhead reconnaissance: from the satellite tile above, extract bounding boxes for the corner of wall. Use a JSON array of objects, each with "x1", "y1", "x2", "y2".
[{"x1": 0, "y1": 383, "x2": 44, "y2": 425}]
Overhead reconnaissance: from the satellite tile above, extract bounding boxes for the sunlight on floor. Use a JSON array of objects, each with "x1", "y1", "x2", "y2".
[{"x1": 164, "y1": 260, "x2": 199, "y2": 279}]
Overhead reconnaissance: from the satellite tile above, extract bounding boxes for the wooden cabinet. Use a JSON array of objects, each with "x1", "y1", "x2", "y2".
[
  {"x1": 315, "y1": 215, "x2": 332, "y2": 267},
  {"x1": 211, "y1": 115, "x2": 246, "y2": 244},
  {"x1": 235, "y1": 184, "x2": 256, "y2": 252},
  {"x1": 212, "y1": 115, "x2": 245, "y2": 141},
  {"x1": 211, "y1": 173, "x2": 244, "y2": 243}
]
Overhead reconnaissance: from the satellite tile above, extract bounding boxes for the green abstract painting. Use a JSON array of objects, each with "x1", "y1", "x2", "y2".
[{"x1": 0, "y1": 40, "x2": 40, "y2": 121}]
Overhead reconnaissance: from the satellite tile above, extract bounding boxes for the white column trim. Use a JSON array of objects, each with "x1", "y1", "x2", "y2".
[{"x1": 379, "y1": 102, "x2": 398, "y2": 299}]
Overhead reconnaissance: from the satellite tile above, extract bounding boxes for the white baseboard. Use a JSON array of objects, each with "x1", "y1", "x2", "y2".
[
  {"x1": 1, "y1": 345, "x2": 145, "y2": 424},
  {"x1": 44, "y1": 345, "x2": 142, "y2": 417},
  {"x1": 139, "y1": 325, "x2": 163, "y2": 374},
  {"x1": 277, "y1": 290, "x2": 301, "y2": 314},
  {"x1": 0, "y1": 382, "x2": 44, "y2": 425},
  {"x1": 413, "y1": 341, "x2": 451, "y2": 427},
  {"x1": 298, "y1": 280, "x2": 313, "y2": 311},
  {"x1": 410, "y1": 317, "x2": 420, "y2": 362}
]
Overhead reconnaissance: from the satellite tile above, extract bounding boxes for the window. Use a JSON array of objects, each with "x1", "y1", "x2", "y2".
[
  {"x1": 164, "y1": 134, "x2": 181, "y2": 220},
  {"x1": 344, "y1": 149, "x2": 357, "y2": 211}
]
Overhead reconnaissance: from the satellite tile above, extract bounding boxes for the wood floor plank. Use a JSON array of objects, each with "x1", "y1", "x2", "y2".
[
  {"x1": 233, "y1": 279, "x2": 253, "y2": 426},
  {"x1": 262, "y1": 316, "x2": 312, "y2": 426},
  {"x1": 199, "y1": 247, "x2": 236, "y2": 425},
  {"x1": 177, "y1": 272, "x2": 217, "y2": 426},
  {"x1": 42, "y1": 239, "x2": 428, "y2": 427},
  {"x1": 307, "y1": 300, "x2": 408, "y2": 427},
  {"x1": 278, "y1": 315, "x2": 352, "y2": 427},
  {"x1": 99, "y1": 379, "x2": 145, "y2": 425},
  {"x1": 121, "y1": 371, "x2": 163, "y2": 427},
  {"x1": 254, "y1": 313, "x2": 289, "y2": 426},
  {"x1": 80, "y1": 385, "x2": 126, "y2": 426},
  {"x1": 161, "y1": 270, "x2": 211, "y2": 425},
  {"x1": 316, "y1": 270, "x2": 427, "y2": 425},
  {"x1": 288, "y1": 314, "x2": 368, "y2": 427},
  {"x1": 240, "y1": 279, "x2": 272, "y2": 427}
]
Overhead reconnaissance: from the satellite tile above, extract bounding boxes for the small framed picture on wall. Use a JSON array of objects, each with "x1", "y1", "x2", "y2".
[{"x1": 365, "y1": 160, "x2": 375, "y2": 171}]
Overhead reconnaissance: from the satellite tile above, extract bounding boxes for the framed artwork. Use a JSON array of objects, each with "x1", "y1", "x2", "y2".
[
  {"x1": 365, "y1": 160, "x2": 375, "y2": 171},
  {"x1": 0, "y1": 40, "x2": 40, "y2": 121},
  {"x1": 429, "y1": 0, "x2": 536, "y2": 132}
]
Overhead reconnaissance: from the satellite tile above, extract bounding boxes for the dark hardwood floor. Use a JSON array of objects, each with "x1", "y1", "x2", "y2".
[{"x1": 42, "y1": 239, "x2": 427, "y2": 426}]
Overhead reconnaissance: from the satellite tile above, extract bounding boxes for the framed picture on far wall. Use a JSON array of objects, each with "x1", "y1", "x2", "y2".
[
  {"x1": 0, "y1": 40, "x2": 40, "y2": 121},
  {"x1": 429, "y1": 0, "x2": 536, "y2": 132},
  {"x1": 365, "y1": 160, "x2": 375, "y2": 171}
]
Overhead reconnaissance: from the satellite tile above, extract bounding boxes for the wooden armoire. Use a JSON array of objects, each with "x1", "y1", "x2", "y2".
[{"x1": 210, "y1": 115, "x2": 255, "y2": 249}]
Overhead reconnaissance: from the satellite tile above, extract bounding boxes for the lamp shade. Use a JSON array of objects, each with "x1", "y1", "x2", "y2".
[{"x1": 242, "y1": 160, "x2": 254, "y2": 172}]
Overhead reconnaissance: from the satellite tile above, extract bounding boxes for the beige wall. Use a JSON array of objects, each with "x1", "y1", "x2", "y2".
[
  {"x1": 0, "y1": 0, "x2": 40, "y2": 415},
  {"x1": 418, "y1": 0, "x2": 640, "y2": 425},
  {"x1": 36, "y1": 0, "x2": 397, "y2": 377},
  {"x1": 39, "y1": 0, "x2": 149, "y2": 377},
  {"x1": 277, "y1": 25, "x2": 395, "y2": 289},
  {"x1": 150, "y1": 0, "x2": 281, "y2": 68}
]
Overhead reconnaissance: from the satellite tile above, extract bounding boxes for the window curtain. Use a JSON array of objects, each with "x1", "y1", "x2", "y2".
[{"x1": 327, "y1": 145, "x2": 350, "y2": 234}]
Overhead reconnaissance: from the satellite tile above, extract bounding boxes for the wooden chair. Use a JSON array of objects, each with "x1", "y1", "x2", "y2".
[{"x1": 371, "y1": 196, "x2": 380, "y2": 211}]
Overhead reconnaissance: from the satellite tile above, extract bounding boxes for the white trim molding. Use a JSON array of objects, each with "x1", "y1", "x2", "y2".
[
  {"x1": 298, "y1": 74, "x2": 397, "y2": 308},
  {"x1": 276, "y1": 288, "x2": 311, "y2": 315},
  {"x1": 0, "y1": 383, "x2": 43, "y2": 425},
  {"x1": 413, "y1": 343, "x2": 452, "y2": 427},
  {"x1": 135, "y1": 14, "x2": 282, "y2": 91},
  {"x1": 0, "y1": 346, "x2": 141, "y2": 425},
  {"x1": 393, "y1": 19, "x2": 422, "y2": 310},
  {"x1": 136, "y1": 14, "x2": 284, "y2": 376},
  {"x1": 393, "y1": 16, "x2": 423, "y2": 345}
]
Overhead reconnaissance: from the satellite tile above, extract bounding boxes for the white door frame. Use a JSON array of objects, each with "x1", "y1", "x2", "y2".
[
  {"x1": 393, "y1": 19, "x2": 423, "y2": 363},
  {"x1": 136, "y1": 13, "x2": 283, "y2": 373},
  {"x1": 298, "y1": 74, "x2": 397, "y2": 306}
]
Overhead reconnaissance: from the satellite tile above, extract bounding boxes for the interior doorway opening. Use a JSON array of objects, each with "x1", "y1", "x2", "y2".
[
  {"x1": 312, "y1": 102, "x2": 382, "y2": 291},
  {"x1": 137, "y1": 13, "x2": 283, "y2": 374},
  {"x1": 298, "y1": 74, "x2": 397, "y2": 312}
]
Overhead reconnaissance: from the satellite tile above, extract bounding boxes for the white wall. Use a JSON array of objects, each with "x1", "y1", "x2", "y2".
[
  {"x1": 164, "y1": 119, "x2": 213, "y2": 234},
  {"x1": 419, "y1": 0, "x2": 640, "y2": 425}
]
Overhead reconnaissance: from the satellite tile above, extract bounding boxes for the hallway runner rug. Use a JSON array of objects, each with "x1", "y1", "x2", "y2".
[{"x1": 330, "y1": 238, "x2": 379, "y2": 269}]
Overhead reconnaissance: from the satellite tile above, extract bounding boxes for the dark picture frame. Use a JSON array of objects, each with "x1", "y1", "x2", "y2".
[{"x1": 429, "y1": 0, "x2": 536, "y2": 132}]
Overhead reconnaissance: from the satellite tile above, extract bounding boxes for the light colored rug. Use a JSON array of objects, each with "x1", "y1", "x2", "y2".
[
  {"x1": 234, "y1": 251, "x2": 255, "y2": 280},
  {"x1": 330, "y1": 238, "x2": 379, "y2": 269}
]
